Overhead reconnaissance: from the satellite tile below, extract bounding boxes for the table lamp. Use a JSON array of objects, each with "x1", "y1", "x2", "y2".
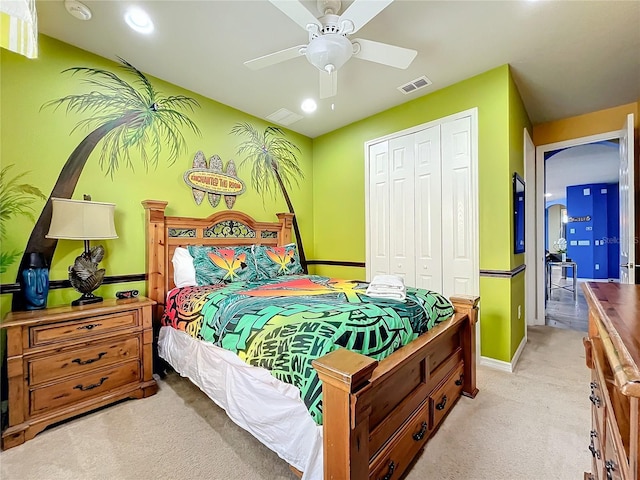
[{"x1": 46, "y1": 196, "x2": 118, "y2": 306}]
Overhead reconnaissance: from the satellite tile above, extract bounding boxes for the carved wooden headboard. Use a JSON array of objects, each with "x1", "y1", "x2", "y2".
[{"x1": 142, "y1": 200, "x2": 294, "y2": 318}]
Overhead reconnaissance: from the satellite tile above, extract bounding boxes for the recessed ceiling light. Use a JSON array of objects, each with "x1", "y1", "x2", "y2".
[
  {"x1": 124, "y1": 7, "x2": 153, "y2": 34},
  {"x1": 544, "y1": 193, "x2": 552, "y2": 197},
  {"x1": 301, "y1": 99, "x2": 317, "y2": 113}
]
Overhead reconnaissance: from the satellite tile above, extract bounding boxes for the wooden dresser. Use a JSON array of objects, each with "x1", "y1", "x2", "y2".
[
  {"x1": 583, "y1": 282, "x2": 640, "y2": 480},
  {"x1": 1, "y1": 297, "x2": 158, "y2": 449}
]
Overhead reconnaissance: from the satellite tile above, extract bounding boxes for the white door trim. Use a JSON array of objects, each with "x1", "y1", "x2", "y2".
[
  {"x1": 524, "y1": 128, "x2": 535, "y2": 332},
  {"x1": 534, "y1": 129, "x2": 622, "y2": 326}
]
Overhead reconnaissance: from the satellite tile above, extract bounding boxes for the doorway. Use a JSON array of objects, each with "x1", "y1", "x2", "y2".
[
  {"x1": 531, "y1": 119, "x2": 634, "y2": 328},
  {"x1": 542, "y1": 142, "x2": 620, "y2": 331}
]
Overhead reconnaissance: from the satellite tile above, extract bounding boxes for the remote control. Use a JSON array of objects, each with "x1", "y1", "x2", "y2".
[{"x1": 116, "y1": 290, "x2": 139, "y2": 299}]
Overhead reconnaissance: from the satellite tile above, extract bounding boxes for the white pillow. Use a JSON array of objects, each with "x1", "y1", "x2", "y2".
[{"x1": 172, "y1": 247, "x2": 197, "y2": 288}]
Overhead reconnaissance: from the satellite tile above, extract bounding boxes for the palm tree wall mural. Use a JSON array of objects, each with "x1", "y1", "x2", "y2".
[
  {"x1": 230, "y1": 123, "x2": 307, "y2": 272},
  {"x1": 13, "y1": 57, "x2": 201, "y2": 308},
  {"x1": 0, "y1": 165, "x2": 46, "y2": 274}
]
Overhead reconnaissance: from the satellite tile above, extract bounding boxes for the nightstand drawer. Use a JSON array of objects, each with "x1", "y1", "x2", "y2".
[
  {"x1": 30, "y1": 359, "x2": 140, "y2": 415},
  {"x1": 30, "y1": 310, "x2": 139, "y2": 347},
  {"x1": 29, "y1": 336, "x2": 140, "y2": 385}
]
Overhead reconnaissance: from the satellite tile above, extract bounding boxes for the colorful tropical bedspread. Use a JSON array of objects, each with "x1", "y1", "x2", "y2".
[{"x1": 161, "y1": 275, "x2": 454, "y2": 424}]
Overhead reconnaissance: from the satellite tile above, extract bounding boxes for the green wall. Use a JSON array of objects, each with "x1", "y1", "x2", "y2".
[
  {"x1": 0, "y1": 35, "x2": 314, "y2": 316},
  {"x1": 1, "y1": 36, "x2": 532, "y2": 364},
  {"x1": 311, "y1": 65, "x2": 530, "y2": 363}
]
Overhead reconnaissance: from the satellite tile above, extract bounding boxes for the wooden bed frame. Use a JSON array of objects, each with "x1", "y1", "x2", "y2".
[{"x1": 142, "y1": 200, "x2": 479, "y2": 480}]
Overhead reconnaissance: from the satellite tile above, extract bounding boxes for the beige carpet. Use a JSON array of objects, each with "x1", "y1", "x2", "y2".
[{"x1": 0, "y1": 326, "x2": 590, "y2": 480}]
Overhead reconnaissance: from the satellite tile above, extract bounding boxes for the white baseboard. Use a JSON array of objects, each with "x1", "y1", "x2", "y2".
[{"x1": 480, "y1": 336, "x2": 528, "y2": 373}]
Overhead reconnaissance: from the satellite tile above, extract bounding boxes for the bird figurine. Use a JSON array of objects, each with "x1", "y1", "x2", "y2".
[{"x1": 69, "y1": 245, "x2": 106, "y2": 305}]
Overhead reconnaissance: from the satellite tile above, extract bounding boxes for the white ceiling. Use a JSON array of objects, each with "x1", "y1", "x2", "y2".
[
  {"x1": 35, "y1": 0, "x2": 640, "y2": 138},
  {"x1": 545, "y1": 142, "x2": 620, "y2": 202}
]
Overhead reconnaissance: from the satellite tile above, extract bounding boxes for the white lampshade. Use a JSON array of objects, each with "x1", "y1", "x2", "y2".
[
  {"x1": 46, "y1": 197, "x2": 118, "y2": 240},
  {"x1": 305, "y1": 34, "x2": 353, "y2": 74}
]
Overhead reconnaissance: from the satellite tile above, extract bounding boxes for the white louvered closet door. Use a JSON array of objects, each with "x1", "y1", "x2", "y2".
[
  {"x1": 388, "y1": 134, "x2": 416, "y2": 286},
  {"x1": 368, "y1": 141, "x2": 390, "y2": 279},
  {"x1": 414, "y1": 126, "x2": 443, "y2": 291},
  {"x1": 441, "y1": 116, "x2": 474, "y2": 298},
  {"x1": 366, "y1": 111, "x2": 476, "y2": 298}
]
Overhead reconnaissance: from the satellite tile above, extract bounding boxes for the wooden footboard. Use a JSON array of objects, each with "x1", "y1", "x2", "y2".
[{"x1": 313, "y1": 295, "x2": 479, "y2": 480}]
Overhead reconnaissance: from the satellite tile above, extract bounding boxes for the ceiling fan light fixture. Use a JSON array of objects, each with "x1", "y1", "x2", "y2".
[{"x1": 305, "y1": 34, "x2": 353, "y2": 73}]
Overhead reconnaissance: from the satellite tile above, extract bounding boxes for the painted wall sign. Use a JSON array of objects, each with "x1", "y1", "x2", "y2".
[
  {"x1": 568, "y1": 215, "x2": 591, "y2": 223},
  {"x1": 184, "y1": 170, "x2": 245, "y2": 195},
  {"x1": 185, "y1": 151, "x2": 245, "y2": 209}
]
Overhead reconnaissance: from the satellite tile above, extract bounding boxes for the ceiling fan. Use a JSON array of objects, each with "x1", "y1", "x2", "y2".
[{"x1": 245, "y1": 0, "x2": 417, "y2": 99}]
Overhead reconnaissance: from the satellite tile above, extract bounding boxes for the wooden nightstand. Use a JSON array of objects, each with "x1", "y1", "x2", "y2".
[{"x1": 1, "y1": 296, "x2": 158, "y2": 450}]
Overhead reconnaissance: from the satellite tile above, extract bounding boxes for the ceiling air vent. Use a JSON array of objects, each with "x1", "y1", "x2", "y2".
[
  {"x1": 266, "y1": 108, "x2": 303, "y2": 126},
  {"x1": 398, "y1": 76, "x2": 432, "y2": 95}
]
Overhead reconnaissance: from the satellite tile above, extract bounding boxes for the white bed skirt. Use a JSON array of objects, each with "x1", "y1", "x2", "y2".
[{"x1": 158, "y1": 326, "x2": 324, "y2": 480}]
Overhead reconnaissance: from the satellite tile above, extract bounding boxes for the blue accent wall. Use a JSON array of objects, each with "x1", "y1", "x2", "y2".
[{"x1": 566, "y1": 183, "x2": 619, "y2": 279}]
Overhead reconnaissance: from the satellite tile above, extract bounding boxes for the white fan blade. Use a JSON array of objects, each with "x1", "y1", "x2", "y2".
[
  {"x1": 269, "y1": 0, "x2": 321, "y2": 32},
  {"x1": 339, "y1": 0, "x2": 394, "y2": 34},
  {"x1": 319, "y1": 70, "x2": 337, "y2": 99},
  {"x1": 352, "y1": 38, "x2": 417, "y2": 69},
  {"x1": 244, "y1": 45, "x2": 306, "y2": 70}
]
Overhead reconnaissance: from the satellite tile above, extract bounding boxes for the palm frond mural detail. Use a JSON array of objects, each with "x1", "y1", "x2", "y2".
[
  {"x1": 230, "y1": 122, "x2": 307, "y2": 272},
  {"x1": 14, "y1": 57, "x2": 201, "y2": 304},
  {"x1": 0, "y1": 165, "x2": 46, "y2": 273}
]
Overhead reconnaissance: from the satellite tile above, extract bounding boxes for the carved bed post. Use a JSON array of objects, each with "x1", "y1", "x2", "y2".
[
  {"x1": 313, "y1": 349, "x2": 378, "y2": 480},
  {"x1": 450, "y1": 295, "x2": 480, "y2": 398},
  {"x1": 276, "y1": 213, "x2": 294, "y2": 246},
  {"x1": 142, "y1": 200, "x2": 168, "y2": 320}
]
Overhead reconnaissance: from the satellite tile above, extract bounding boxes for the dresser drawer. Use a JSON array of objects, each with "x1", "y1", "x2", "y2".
[
  {"x1": 29, "y1": 310, "x2": 139, "y2": 347},
  {"x1": 588, "y1": 409, "x2": 604, "y2": 479},
  {"x1": 30, "y1": 359, "x2": 140, "y2": 415},
  {"x1": 28, "y1": 336, "x2": 140, "y2": 386},
  {"x1": 602, "y1": 417, "x2": 628, "y2": 480},
  {"x1": 430, "y1": 362, "x2": 464, "y2": 429},
  {"x1": 369, "y1": 400, "x2": 430, "y2": 480}
]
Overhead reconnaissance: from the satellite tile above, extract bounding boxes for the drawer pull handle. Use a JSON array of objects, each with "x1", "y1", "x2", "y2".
[
  {"x1": 455, "y1": 374, "x2": 464, "y2": 386},
  {"x1": 74, "y1": 377, "x2": 108, "y2": 391},
  {"x1": 77, "y1": 323, "x2": 102, "y2": 331},
  {"x1": 589, "y1": 393, "x2": 601, "y2": 408},
  {"x1": 605, "y1": 460, "x2": 616, "y2": 480},
  {"x1": 72, "y1": 352, "x2": 107, "y2": 366},
  {"x1": 588, "y1": 439, "x2": 600, "y2": 460},
  {"x1": 436, "y1": 395, "x2": 447, "y2": 411},
  {"x1": 412, "y1": 421, "x2": 428, "y2": 441},
  {"x1": 378, "y1": 460, "x2": 395, "y2": 480},
  {"x1": 590, "y1": 381, "x2": 598, "y2": 390}
]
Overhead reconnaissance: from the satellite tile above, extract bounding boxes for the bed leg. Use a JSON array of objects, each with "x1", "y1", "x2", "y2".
[
  {"x1": 450, "y1": 295, "x2": 480, "y2": 399},
  {"x1": 313, "y1": 349, "x2": 378, "y2": 480}
]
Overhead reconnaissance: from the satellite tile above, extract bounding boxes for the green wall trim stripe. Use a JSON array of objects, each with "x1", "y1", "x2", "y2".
[
  {"x1": 0, "y1": 274, "x2": 146, "y2": 294},
  {"x1": 479, "y1": 264, "x2": 526, "y2": 278},
  {"x1": 307, "y1": 260, "x2": 366, "y2": 268}
]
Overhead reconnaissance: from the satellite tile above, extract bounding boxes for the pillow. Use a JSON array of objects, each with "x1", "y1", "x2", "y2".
[
  {"x1": 172, "y1": 247, "x2": 197, "y2": 288},
  {"x1": 187, "y1": 245, "x2": 259, "y2": 285},
  {"x1": 254, "y1": 243, "x2": 303, "y2": 279}
]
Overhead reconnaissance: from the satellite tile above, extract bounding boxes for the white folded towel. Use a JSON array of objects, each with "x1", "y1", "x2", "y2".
[
  {"x1": 366, "y1": 289, "x2": 407, "y2": 301},
  {"x1": 366, "y1": 274, "x2": 406, "y2": 301},
  {"x1": 367, "y1": 274, "x2": 405, "y2": 290}
]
